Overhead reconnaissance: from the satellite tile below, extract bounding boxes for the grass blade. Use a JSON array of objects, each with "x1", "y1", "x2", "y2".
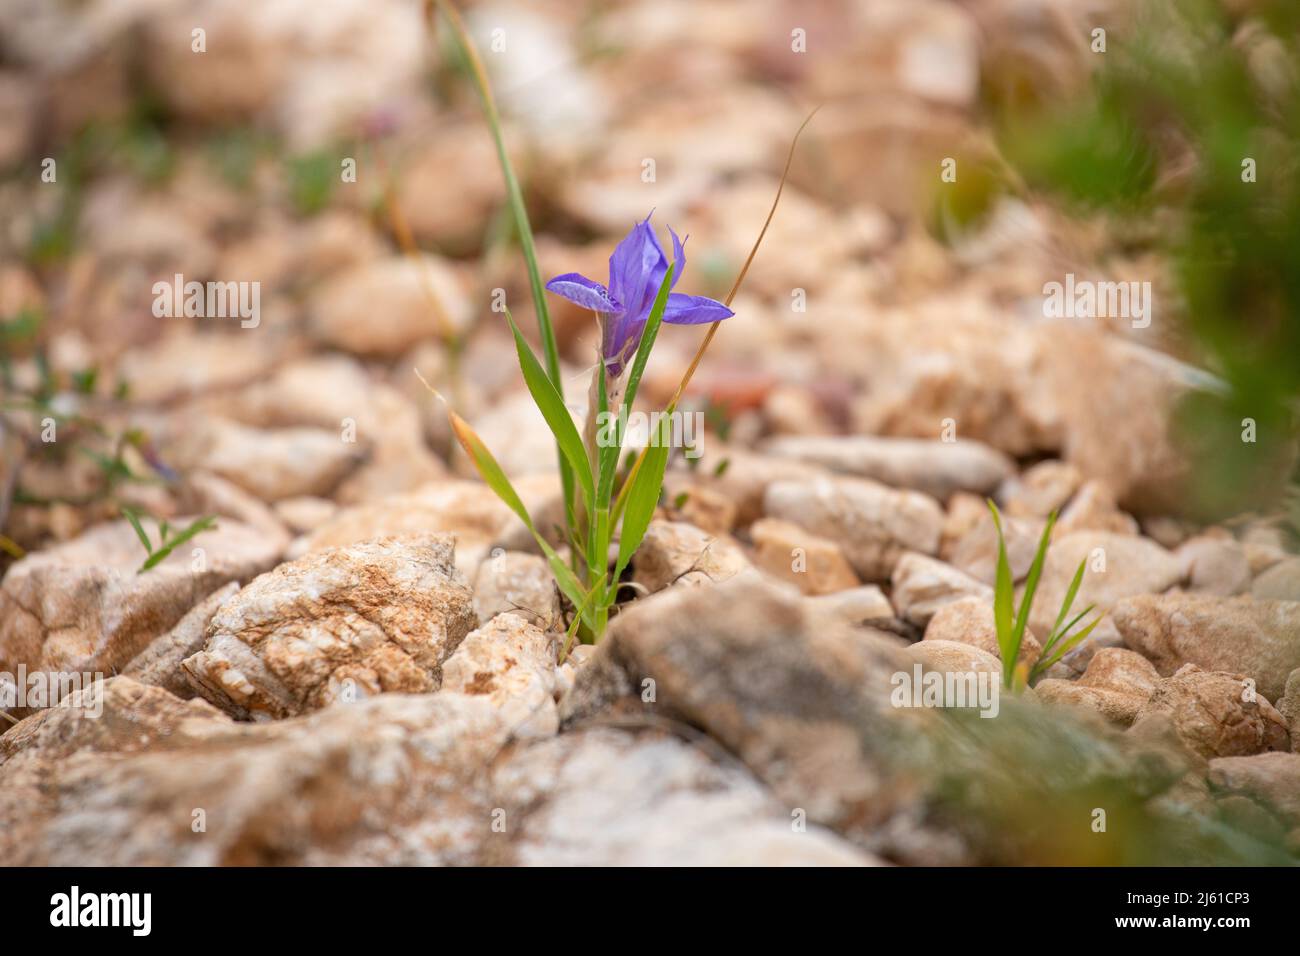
[
  {"x1": 445, "y1": 401, "x2": 589, "y2": 619},
  {"x1": 1048, "y1": 554, "x2": 1087, "y2": 645},
  {"x1": 614, "y1": 417, "x2": 671, "y2": 579},
  {"x1": 505, "y1": 309, "x2": 593, "y2": 508},
  {"x1": 121, "y1": 507, "x2": 153, "y2": 554},
  {"x1": 988, "y1": 500, "x2": 1017, "y2": 688},
  {"x1": 139, "y1": 516, "x2": 216, "y2": 573},
  {"x1": 429, "y1": 0, "x2": 575, "y2": 529},
  {"x1": 1012, "y1": 510, "x2": 1057, "y2": 655},
  {"x1": 1031, "y1": 614, "x2": 1104, "y2": 681},
  {"x1": 1041, "y1": 603, "x2": 1095, "y2": 659}
]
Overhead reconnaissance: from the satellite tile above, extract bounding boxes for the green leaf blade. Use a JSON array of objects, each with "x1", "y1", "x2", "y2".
[
  {"x1": 121, "y1": 507, "x2": 153, "y2": 554},
  {"x1": 1012, "y1": 511, "x2": 1058, "y2": 654},
  {"x1": 505, "y1": 309, "x2": 594, "y2": 508},
  {"x1": 615, "y1": 417, "x2": 672, "y2": 579},
  {"x1": 987, "y1": 500, "x2": 1017, "y2": 688}
]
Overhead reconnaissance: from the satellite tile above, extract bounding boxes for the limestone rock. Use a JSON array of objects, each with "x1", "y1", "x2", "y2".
[
  {"x1": 804, "y1": 585, "x2": 896, "y2": 629},
  {"x1": 1035, "y1": 648, "x2": 1162, "y2": 727},
  {"x1": 170, "y1": 417, "x2": 362, "y2": 502},
  {"x1": 297, "y1": 477, "x2": 560, "y2": 581},
  {"x1": 947, "y1": 511, "x2": 1048, "y2": 585},
  {"x1": 472, "y1": 551, "x2": 561, "y2": 630},
  {"x1": 1252, "y1": 556, "x2": 1300, "y2": 602},
  {"x1": 762, "y1": 435, "x2": 1013, "y2": 501},
  {"x1": 0, "y1": 517, "x2": 282, "y2": 713},
  {"x1": 492, "y1": 727, "x2": 879, "y2": 866},
  {"x1": 1113, "y1": 593, "x2": 1300, "y2": 701},
  {"x1": 309, "y1": 255, "x2": 471, "y2": 358},
  {"x1": 440, "y1": 613, "x2": 559, "y2": 739},
  {"x1": 1001, "y1": 460, "x2": 1081, "y2": 518},
  {"x1": 891, "y1": 552, "x2": 991, "y2": 627},
  {"x1": 1055, "y1": 481, "x2": 1139, "y2": 536},
  {"x1": 123, "y1": 582, "x2": 240, "y2": 700},
  {"x1": 1024, "y1": 531, "x2": 1183, "y2": 661},
  {"x1": 0, "y1": 677, "x2": 508, "y2": 865},
  {"x1": 661, "y1": 476, "x2": 738, "y2": 535},
  {"x1": 559, "y1": 574, "x2": 926, "y2": 852},
  {"x1": 1131, "y1": 665, "x2": 1291, "y2": 761},
  {"x1": 1278, "y1": 668, "x2": 1300, "y2": 746},
  {"x1": 183, "y1": 535, "x2": 476, "y2": 720},
  {"x1": 630, "y1": 520, "x2": 750, "y2": 592},
  {"x1": 750, "y1": 517, "x2": 859, "y2": 595},
  {"x1": 923, "y1": 595, "x2": 1041, "y2": 667},
  {"x1": 0, "y1": 674, "x2": 874, "y2": 866},
  {"x1": 765, "y1": 475, "x2": 943, "y2": 581},
  {"x1": 905, "y1": 639, "x2": 1003, "y2": 681},
  {"x1": 1176, "y1": 536, "x2": 1252, "y2": 597}
]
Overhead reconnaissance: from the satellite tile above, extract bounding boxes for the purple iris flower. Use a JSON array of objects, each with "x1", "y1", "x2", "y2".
[{"x1": 545, "y1": 213, "x2": 734, "y2": 376}]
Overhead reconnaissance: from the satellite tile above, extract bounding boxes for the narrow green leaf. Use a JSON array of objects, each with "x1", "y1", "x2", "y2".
[
  {"x1": 560, "y1": 581, "x2": 603, "y2": 662},
  {"x1": 139, "y1": 516, "x2": 217, "y2": 573},
  {"x1": 432, "y1": 0, "x2": 575, "y2": 538},
  {"x1": 1012, "y1": 510, "x2": 1057, "y2": 657},
  {"x1": 615, "y1": 417, "x2": 671, "y2": 578},
  {"x1": 1048, "y1": 554, "x2": 1087, "y2": 645},
  {"x1": 1041, "y1": 603, "x2": 1096, "y2": 659},
  {"x1": 505, "y1": 309, "x2": 594, "y2": 507},
  {"x1": 121, "y1": 507, "x2": 153, "y2": 555},
  {"x1": 1031, "y1": 614, "x2": 1104, "y2": 682},
  {"x1": 448, "y1": 407, "x2": 590, "y2": 619},
  {"x1": 987, "y1": 500, "x2": 1017, "y2": 688}
]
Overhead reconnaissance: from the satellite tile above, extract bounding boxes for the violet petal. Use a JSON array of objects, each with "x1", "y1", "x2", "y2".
[
  {"x1": 662, "y1": 293, "x2": 734, "y2": 325},
  {"x1": 545, "y1": 273, "x2": 620, "y2": 313}
]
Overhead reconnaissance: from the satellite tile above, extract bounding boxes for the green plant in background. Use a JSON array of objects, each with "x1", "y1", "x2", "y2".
[
  {"x1": 284, "y1": 150, "x2": 337, "y2": 215},
  {"x1": 0, "y1": 306, "x2": 201, "y2": 563},
  {"x1": 121, "y1": 509, "x2": 217, "y2": 574},
  {"x1": 988, "y1": 501, "x2": 1103, "y2": 690},
  {"x1": 995, "y1": 0, "x2": 1300, "y2": 517},
  {"x1": 22, "y1": 98, "x2": 176, "y2": 267}
]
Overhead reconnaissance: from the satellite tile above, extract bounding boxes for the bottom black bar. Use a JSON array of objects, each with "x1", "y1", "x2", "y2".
[{"x1": 3, "y1": 866, "x2": 1285, "y2": 942}]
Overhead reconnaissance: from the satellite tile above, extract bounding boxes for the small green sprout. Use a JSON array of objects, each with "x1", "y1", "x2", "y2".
[
  {"x1": 121, "y1": 508, "x2": 217, "y2": 574},
  {"x1": 988, "y1": 500, "x2": 1104, "y2": 690}
]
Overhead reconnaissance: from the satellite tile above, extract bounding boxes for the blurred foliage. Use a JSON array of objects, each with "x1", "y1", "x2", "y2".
[
  {"x1": 995, "y1": 0, "x2": 1300, "y2": 516},
  {"x1": 205, "y1": 128, "x2": 275, "y2": 190},
  {"x1": 927, "y1": 149, "x2": 1006, "y2": 238},
  {"x1": 23, "y1": 97, "x2": 176, "y2": 267},
  {"x1": 920, "y1": 700, "x2": 1294, "y2": 866},
  {"x1": 284, "y1": 150, "x2": 337, "y2": 215}
]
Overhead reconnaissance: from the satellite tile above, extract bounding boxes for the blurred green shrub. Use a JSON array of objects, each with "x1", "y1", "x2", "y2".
[{"x1": 995, "y1": 0, "x2": 1300, "y2": 517}]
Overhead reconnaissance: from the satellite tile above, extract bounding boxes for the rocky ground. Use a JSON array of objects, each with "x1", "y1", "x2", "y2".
[{"x1": 1, "y1": 0, "x2": 1298, "y2": 865}]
